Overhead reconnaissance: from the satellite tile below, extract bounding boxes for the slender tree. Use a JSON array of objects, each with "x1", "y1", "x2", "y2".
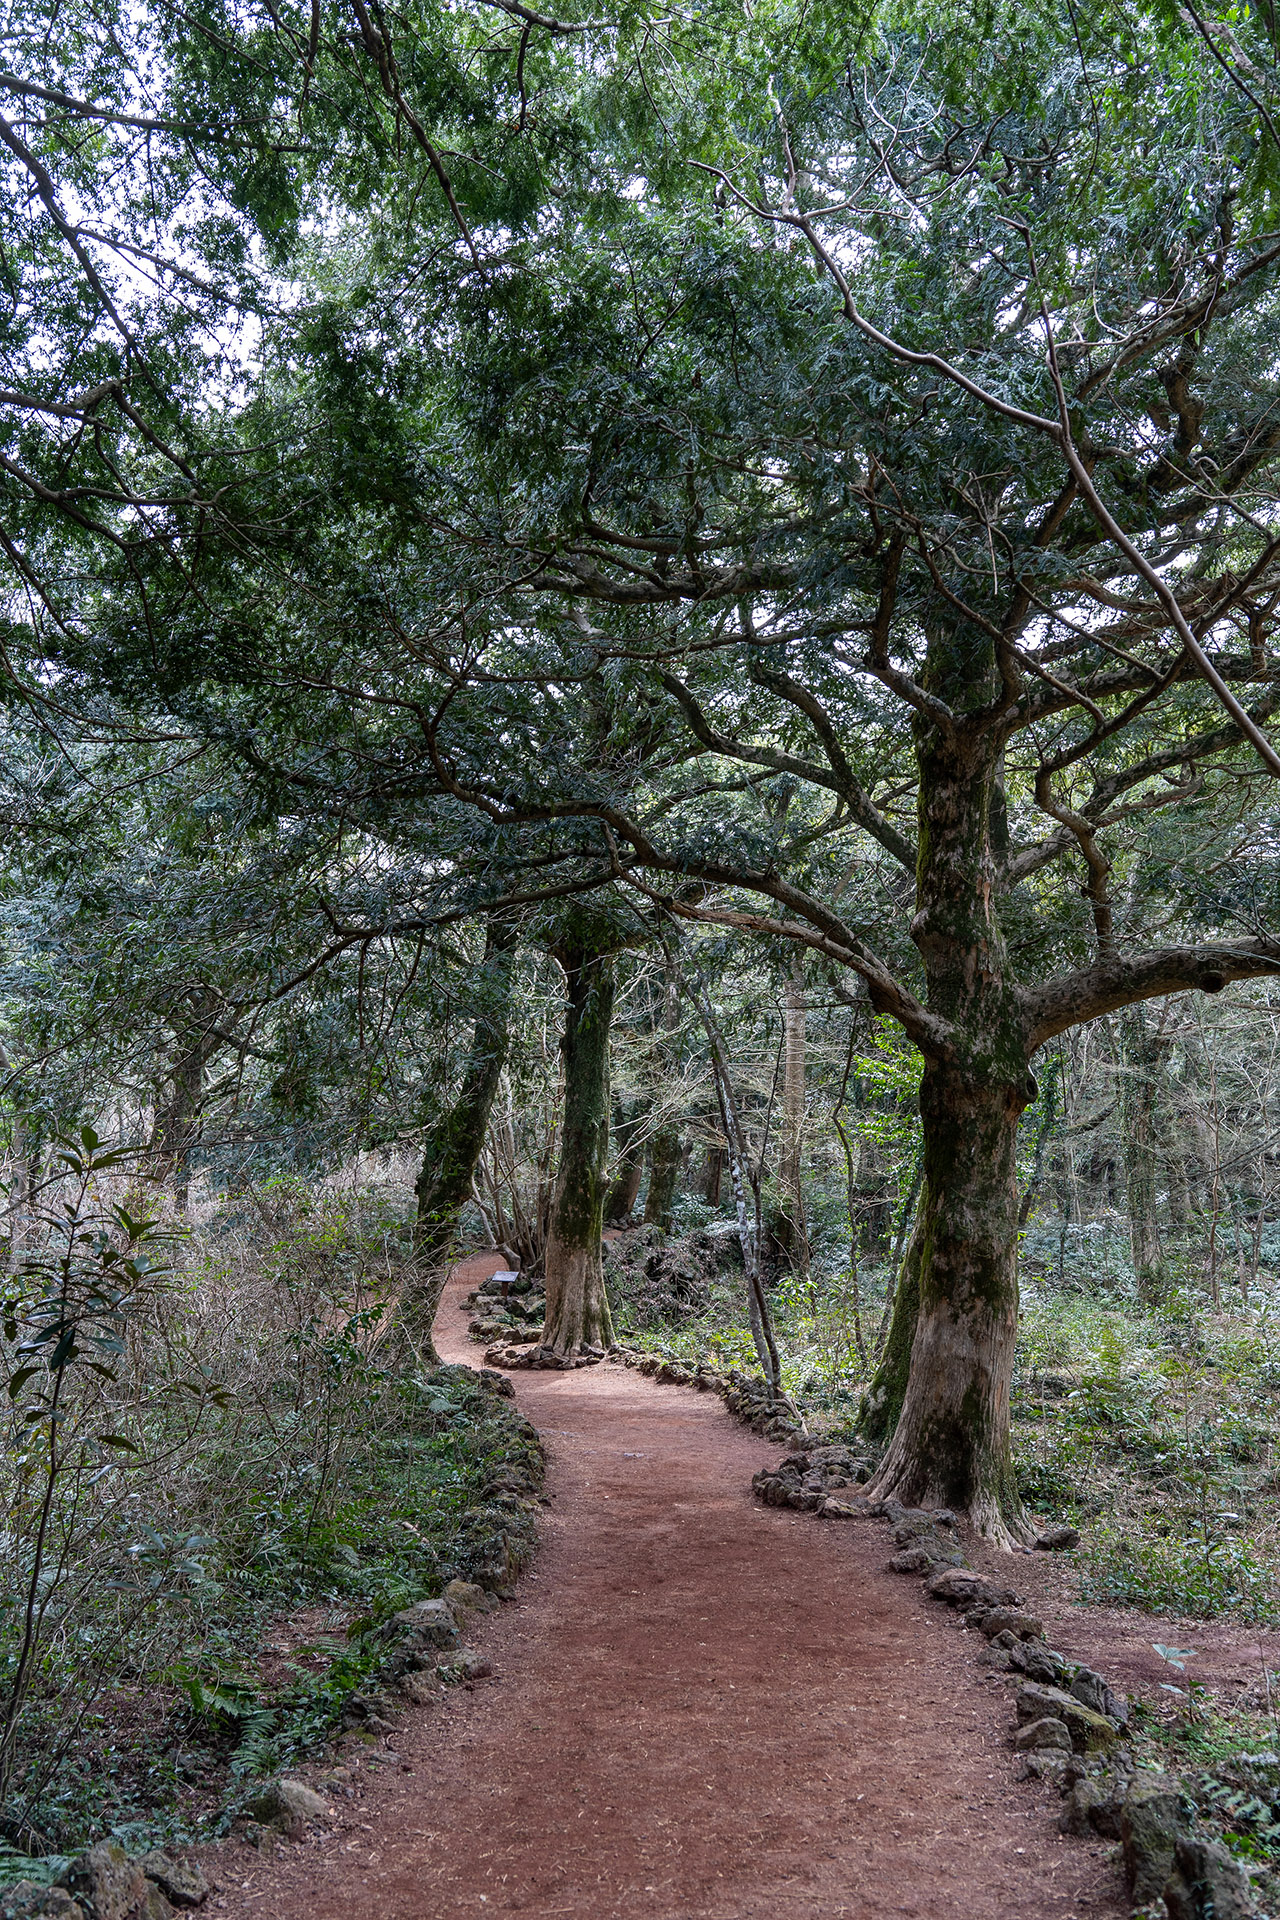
[
  {"x1": 540, "y1": 937, "x2": 618, "y2": 1356},
  {"x1": 409, "y1": 920, "x2": 518, "y2": 1351}
]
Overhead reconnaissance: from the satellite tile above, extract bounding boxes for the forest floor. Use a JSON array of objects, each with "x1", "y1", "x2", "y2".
[{"x1": 204, "y1": 1251, "x2": 1135, "y2": 1920}]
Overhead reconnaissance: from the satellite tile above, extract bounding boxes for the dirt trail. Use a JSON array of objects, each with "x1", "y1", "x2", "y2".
[{"x1": 210, "y1": 1254, "x2": 1125, "y2": 1920}]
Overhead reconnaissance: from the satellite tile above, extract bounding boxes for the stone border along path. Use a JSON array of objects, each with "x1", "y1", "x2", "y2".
[{"x1": 205, "y1": 1251, "x2": 1129, "y2": 1920}]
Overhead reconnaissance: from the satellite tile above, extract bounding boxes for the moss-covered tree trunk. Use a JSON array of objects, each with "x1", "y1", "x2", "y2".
[
  {"x1": 862, "y1": 635, "x2": 1037, "y2": 1544},
  {"x1": 408, "y1": 922, "x2": 516, "y2": 1353},
  {"x1": 541, "y1": 945, "x2": 616, "y2": 1354},
  {"x1": 866, "y1": 1064, "x2": 1030, "y2": 1537}
]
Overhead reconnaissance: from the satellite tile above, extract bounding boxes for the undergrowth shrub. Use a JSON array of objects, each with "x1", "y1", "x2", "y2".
[
  {"x1": 1076, "y1": 1521, "x2": 1278, "y2": 1621},
  {"x1": 0, "y1": 1152, "x2": 541, "y2": 1867}
]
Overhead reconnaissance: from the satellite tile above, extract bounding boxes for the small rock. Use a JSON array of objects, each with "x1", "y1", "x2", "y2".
[
  {"x1": 977, "y1": 1646, "x2": 1013, "y2": 1671},
  {"x1": 893, "y1": 1512, "x2": 949, "y2": 1546},
  {"x1": 245, "y1": 1778, "x2": 331, "y2": 1839},
  {"x1": 443, "y1": 1578, "x2": 496, "y2": 1623},
  {"x1": 436, "y1": 1649, "x2": 493, "y2": 1684},
  {"x1": 0, "y1": 1888, "x2": 85, "y2": 1920},
  {"x1": 58, "y1": 1843, "x2": 154, "y2": 1920},
  {"x1": 1011, "y1": 1643, "x2": 1071, "y2": 1685},
  {"x1": 400, "y1": 1669, "x2": 442, "y2": 1706},
  {"x1": 887, "y1": 1547, "x2": 938, "y2": 1574},
  {"x1": 1070, "y1": 1667, "x2": 1129, "y2": 1728},
  {"x1": 385, "y1": 1599, "x2": 461, "y2": 1652},
  {"x1": 1120, "y1": 1777, "x2": 1188, "y2": 1905},
  {"x1": 1035, "y1": 1524, "x2": 1080, "y2": 1551},
  {"x1": 1015, "y1": 1750, "x2": 1071, "y2": 1782},
  {"x1": 138, "y1": 1854, "x2": 208, "y2": 1910},
  {"x1": 979, "y1": 1608, "x2": 1043, "y2": 1642},
  {"x1": 1163, "y1": 1834, "x2": 1258, "y2": 1919},
  {"x1": 925, "y1": 1568, "x2": 1021, "y2": 1609},
  {"x1": 816, "y1": 1496, "x2": 867, "y2": 1519},
  {"x1": 1088, "y1": 1786, "x2": 1125, "y2": 1840},
  {"x1": 1014, "y1": 1716, "x2": 1072, "y2": 1754},
  {"x1": 1059, "y1": 1777, "x2": 1105, "y2": 1836},
  {"x1": 1015, "y1": 1683, "x2": 1121, "y2": 1752}
]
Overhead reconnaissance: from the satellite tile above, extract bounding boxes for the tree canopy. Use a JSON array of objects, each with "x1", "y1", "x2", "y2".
[{"x1": 3, "y1": 0, "x2": 1280, "y2": 1534}]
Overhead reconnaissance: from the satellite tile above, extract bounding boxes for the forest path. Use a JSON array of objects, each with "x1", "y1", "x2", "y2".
[{"x1": 212, "y1": 1253, "x2": 1125, "y2": 1920}]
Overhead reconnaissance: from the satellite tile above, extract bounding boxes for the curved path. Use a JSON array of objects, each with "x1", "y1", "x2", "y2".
[{"x1": 211, "y1": 1254, "x2": 1124, "y2": 1920}]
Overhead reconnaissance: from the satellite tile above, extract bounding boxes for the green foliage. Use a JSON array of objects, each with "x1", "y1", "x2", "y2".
[
  {"x1": 0, "y1": 1171, "x2": 541, "y2": 1864},
  {"x1": 1011, "y1": 1284, "x2": 1280, "y2": 1620},
  {"x1": 1078, "y1": 1521, "x2": 1278, "y2": 1621}
]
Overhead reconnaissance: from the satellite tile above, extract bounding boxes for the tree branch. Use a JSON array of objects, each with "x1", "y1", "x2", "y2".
[{"x1": 1022, "y1": 938, "x2": 1280, "y2": 1049}]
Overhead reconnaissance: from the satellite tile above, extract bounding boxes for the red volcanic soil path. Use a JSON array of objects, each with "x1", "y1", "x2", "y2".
[{"x1": 208, "y1": 1254, "x2": 1126, "y2": 1920}]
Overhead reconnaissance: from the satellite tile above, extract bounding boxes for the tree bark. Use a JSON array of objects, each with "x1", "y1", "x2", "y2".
[
  {"x1": 860, "y1": 666, "x2": 1038, "y2": 1543},
  {"x1": 541, "y1": 945, "x2": 616, "y2": 1354},
  {"x1": 698, "y1": 1144, "x2": 724, "y2": 1204},
  {"x1": 865, "y1": 1065, "x2": 1031, "y2": 1537},
  {"x1": 408, "y1": 922, "x2": 516, "y2": 1352}
]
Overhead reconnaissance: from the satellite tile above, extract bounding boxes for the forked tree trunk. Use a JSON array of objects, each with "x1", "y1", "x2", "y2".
[
  {"x1": 541, "y1": 946, "x2": 616, "y2": 1354},
  {"x1": 408, "y1": 922, "x2": 516, "y2": 1354}
]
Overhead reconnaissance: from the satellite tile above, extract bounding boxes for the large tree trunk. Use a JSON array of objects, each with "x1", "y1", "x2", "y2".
[
  {"x1": 862, "y1": 663, "x2": 1037, "y2": 1543},
  {"x1": 865, "y1": 1065, "x2": 1031, "y2": 1538},
  {"x1": 1119, "y1": 1005, "x2": 1169, "y2": 1303},
  {"x1": 698, "y1": 1143, "x2": 724, "y2": 1204},
  {"x1": 541, "y1": 946, "x2": 616, "y2": 1354},
  {"x1": 408, "y1": 922, "x2": 516, "y2": 1352}
]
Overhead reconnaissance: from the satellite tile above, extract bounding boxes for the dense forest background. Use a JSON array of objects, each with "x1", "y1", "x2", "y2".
[{"x1": 4, "y1": 0, "x2": 1280, "y2": 1880}]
